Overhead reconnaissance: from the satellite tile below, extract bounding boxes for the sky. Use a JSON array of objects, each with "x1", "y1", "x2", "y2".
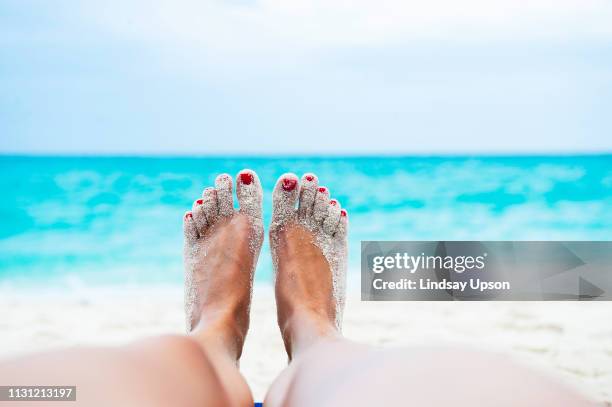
[{"x1": 1, "y1": 0, "x2": 612, "y2": 155}]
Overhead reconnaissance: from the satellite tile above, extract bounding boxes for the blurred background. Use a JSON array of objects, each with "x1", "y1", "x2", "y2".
[
  {"x1": 1, "y1": 156, "x2": 611, "y2": 287},
  {"x1": 2, "y1": 0, "x2": 612, "y2": 155},
  {"x1": 1, "y1": 0, "x2": 611, "y2": 288}
]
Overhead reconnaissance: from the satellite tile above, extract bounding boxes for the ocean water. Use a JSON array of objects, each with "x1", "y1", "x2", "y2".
[{"x1": 0, "y1": 155, "x2": 610, "y2": 287}]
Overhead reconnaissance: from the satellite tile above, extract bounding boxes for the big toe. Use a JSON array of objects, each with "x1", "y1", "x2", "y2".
[
  {"x1": 236, "y1": 169, "x2": 263, "y2": 219},
  {"x1": 272, "y1": 173, "x2": 299, "y2": 227}
]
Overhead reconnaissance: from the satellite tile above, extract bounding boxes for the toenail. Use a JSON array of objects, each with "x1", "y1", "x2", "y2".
[
  {"x1": 196, "y1": 199, "x2": 203, "y2": 205},
  {"x1": 305, "y1": 175, "x2": 314, "y2": 182},
  {"x1": 240, "y1": 172, "x2": 254, "y2": 185},
  {"x1": 330, "y1": 199, "x2": 338, "y2": 206},
  {"x1": 282, "y1": 178, "x2": 297, "y2": 191},
  {"x1": 185, "y1": 212, "x2": 193, "y2": 219},
  {"x1": 341, "y1": 209, "x2": 347, "y2": 217},
  {"x1": 318, "y1": 187, "x2": 327, "y2": 193}
]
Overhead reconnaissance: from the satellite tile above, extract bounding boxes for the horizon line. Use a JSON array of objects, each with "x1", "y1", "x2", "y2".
[{"x1": 0, "y1": 151, "x2": 611, "y2": 159}]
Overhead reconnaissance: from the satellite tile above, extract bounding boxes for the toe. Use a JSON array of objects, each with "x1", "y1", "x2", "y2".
[
  {"x1": 183, "y1": 211, "x2": 198, "y2": 241},
  {"x1": 236, "y1": 169, "x2": 263, "y2": 219},
  {"x1": 323, "y1": 198, "x2": 342, "y2": 234},
  {"x1": 297, "y1": 173, "x2": 318, "y2": 219},
  {"x1": 202, "y1": 187, "x2": 218, "y2": 224},
  {"x1": 272, "y1": 173, "x2": 299, "y2": 226},
  {"x1": 313, "y1": 186, "x2": 330, "y2": 224},
  {"x1": 215, "y1": 173, "x2": 235, "y2": 217},
  {"x1": 192, "y1": 198, "x2": 208, "y2": 235},
  {"x1": 335, "y1": 208, "x2": 349, "y2": 238}
]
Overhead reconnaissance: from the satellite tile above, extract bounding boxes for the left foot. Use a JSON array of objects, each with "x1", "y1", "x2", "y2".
[{"x1": 182, "y1": 170, "x2": 263, "y2": 361}]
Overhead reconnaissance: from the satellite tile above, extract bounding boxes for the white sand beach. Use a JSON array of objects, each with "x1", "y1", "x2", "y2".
[{"x1": 1, "y1": 284, "x2": 611, "y2": 404}]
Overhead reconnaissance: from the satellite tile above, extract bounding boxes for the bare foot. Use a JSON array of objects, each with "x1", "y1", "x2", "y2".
[
  {"x1": 183, "y1": 170, "x2": 263, "y2": 362},
  {"x1": 269, "y1": 173, "x2": 348, "y2": 359}
]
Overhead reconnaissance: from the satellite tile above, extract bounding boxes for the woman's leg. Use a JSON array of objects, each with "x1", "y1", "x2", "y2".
[
  {"x1": 1, "y1": 171, "x2": 265, "y2": 407},
  {"x1": 265, "y1": 172, "x2": 592, "y2": 407},
  {"x1": 267, "y1": 337, "x2": 592, "y2": 406},
  {"x1": 1, "y1": 334, "x2": 248, "y2": 407}
]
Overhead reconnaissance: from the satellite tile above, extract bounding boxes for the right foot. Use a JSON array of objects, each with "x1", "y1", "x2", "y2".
[
  {"x1": 183, "y1": 170, "x2": 264, "y2": 361},
  {"x1": 269, "y1": 173, "x2": 348, "y2": 359}
]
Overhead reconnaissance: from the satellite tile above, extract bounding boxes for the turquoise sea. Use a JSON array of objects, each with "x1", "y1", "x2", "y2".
[{"x1": 0, "y1": 155, "x2": 610, "y2": 287}]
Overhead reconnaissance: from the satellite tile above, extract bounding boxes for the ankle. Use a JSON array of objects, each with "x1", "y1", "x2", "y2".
[
  {"x1": 281, "y1": 309, "x2": 339, "y2": 360},
  {"x1": 191, "y1": 308, "x2": 248, "y2": 361}
]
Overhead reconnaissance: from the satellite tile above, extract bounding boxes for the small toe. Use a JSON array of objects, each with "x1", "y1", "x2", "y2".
[
  {"x1": 272, "y1": 173, "x2": 299, "y2": 226},
  {"x1": 236, "y1": 169, "x2": 263, "y2": 219},
  {"x1": 323, "y1": 198, "x2": 341, "y2": 234},
  {"x1": 215, "y1": 173, "x2": 234, "y2": 217},
  {"x1": 183, "y1": 211, "x2": 198, "y2": 241},
  {"x1": 192, "y1": 198, "x2": 208, "y2": 235},
  {"x1": 335, "y1": 209, "x2": 348, "y2": 238},
  {"x1": 297, "y1": 173, "x2": 318, "y2": 219},
  {"x1": 313, "y1": 186, "x2": 330, "y2": 224},
  {"x1": 202, "y1": 187, "x2": 218, "y2": 224}
]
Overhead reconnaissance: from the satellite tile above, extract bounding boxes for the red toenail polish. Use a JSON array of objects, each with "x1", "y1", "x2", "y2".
[
  {"x1": 330, "y1": 199, "x2": 337, "y2": 206},
  {"x1": 318, "y1": 187, "x2": 327, "y2": 193},
  {"x1": 196, "y1": 199, "x2": 203, "y2": 205},
  {"x1": 185, "y1": 212, "x2": 193, "y2": 219},
  {"x1": 240, "y1": 172, "x2": 253, "y2": 185},
  {"x1": 341, "y1": 209, "x2": 347, "y2": 217},
  {"x1": 305, "y1": 175, "x2": 314, "y2": 181},
  {"x1": 282, "y1": 178, "x2": 297, "y2": 191}
]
